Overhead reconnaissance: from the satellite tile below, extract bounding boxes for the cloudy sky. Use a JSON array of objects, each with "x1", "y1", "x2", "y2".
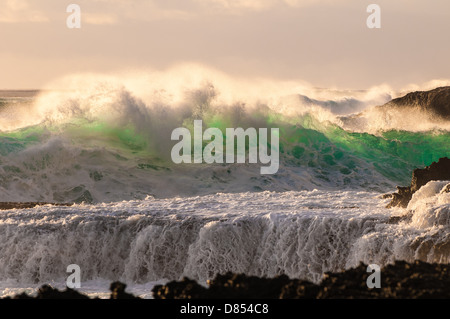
[{"x1": 1, "y1": 0, "x2": 449, "y2": 90}]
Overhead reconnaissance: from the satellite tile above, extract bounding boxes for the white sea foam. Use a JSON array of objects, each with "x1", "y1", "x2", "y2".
[
  {"x1": 0, "y1": 186, "x2": 447, "y2": 294},
  {"x1": 408, "y1": 181, "x2": 450, "y2": 228},
  {"x1": 0, "y1": 69, "x2": 448, "y2": 297},
  {"x1": 3, "y1": 69, "x2": 443, "y2": 202},
  {"x1": 1, "y1": 66, "x2": 446, "y2": 134}
]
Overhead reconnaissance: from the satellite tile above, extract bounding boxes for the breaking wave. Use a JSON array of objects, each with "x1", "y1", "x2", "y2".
[
  {"x1": 0, "y1": 70, "x2": 448, "y2": 203},
  {"x1": 0, "y1": 69, "x2": 449, "y2": 295},
  {"x1": 0, "y1": 184, "x2": 448, "y2": 286}
]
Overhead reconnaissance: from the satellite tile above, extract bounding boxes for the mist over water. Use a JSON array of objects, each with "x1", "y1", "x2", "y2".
[
  {"x1": 0, "y1": 187, "x2": 448, "y2": 290},
  {"x1": 0, "y1": 68, "x2": 449, "y2": 297},
  {"x1": 0, "y1": 69, "x2": 448, "y2": 203}
]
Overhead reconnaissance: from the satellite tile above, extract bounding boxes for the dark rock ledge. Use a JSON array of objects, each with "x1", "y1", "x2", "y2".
[
  {"x1": 386, "y1": 157, "x2": 450, "y2": 208},
  {"x1": 378, "y1": 86, "x2": 450, "y2": 120},
  {"x1": 0, "y1": 202, "x2": 73, "y2": 210},
  {"x1": 3, "y1": 282, "x2": 139, "y2": 299},
  {"x1": 2, "y1": 261, "x2": 449, "y2": 299}
]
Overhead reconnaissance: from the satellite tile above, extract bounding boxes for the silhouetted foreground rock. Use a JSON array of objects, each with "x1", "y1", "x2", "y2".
[
  {"x1": 379, "y1": 86, "x2": 450, "y2": 120},
  {"x1": 5, "y1": 285, "x2": 91, "y2": 299},
  {"x1": 152, "y1": 261, "x2": 450, "y2": 299},
  {"x1": 2, "y1": 261, "x2": 448, "y2": 299},
  {"x1": 110, "y1": 282, "x2": 140, "y2": 299},
  {"x1": 3, "y1": 282, "x2": 140, "y2": 299},
  {"x1": 387, "y1": 157, "x2": 450, "y2": 208},
  {"x1": 0, "y1": 202, "x2": 73, "y2": 210},
  {"x1": 317, "y1": 261, "x2": 450, "y2": 299},
  {"x1": 152, "y1": 274, "x2": 320, "y2": 299}
]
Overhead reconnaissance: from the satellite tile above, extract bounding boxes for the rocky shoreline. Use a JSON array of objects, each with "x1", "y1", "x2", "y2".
[
  {"x1": 0, "y1": 202, "x2": 73, "y2": 210},
  {"x1": 152, "y1": 260, "x2": 450, "y2": 299},
  {"x1": 1, "y1": 158, "x2": 449, "y2": 299},
  {"x1": 2, "y1": 260, "x2": 449, "y2": 299},
  {"x1": 386, "y1": 157, "x2": 450, "y2": 208},
  {"x1": 378, "y1": 86, "x2": 450, "y2": 120}
]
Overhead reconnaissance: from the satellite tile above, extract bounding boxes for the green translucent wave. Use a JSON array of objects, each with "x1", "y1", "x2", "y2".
[
  {"x1": 0, "y1": 115, "x2": 448, "y2": 186},
  {"x1": 279, "y1": 115, "x2": 449, "y2": 185}
]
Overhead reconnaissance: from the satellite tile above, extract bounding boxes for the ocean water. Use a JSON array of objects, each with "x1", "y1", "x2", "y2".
[{"x1": 0, "y1": 73, "x2": 449, "y2": 298}]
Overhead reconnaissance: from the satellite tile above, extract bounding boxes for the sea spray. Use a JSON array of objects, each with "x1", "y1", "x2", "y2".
[
  {"x1": 0, "y1": 71, "x2": 449, "y2": 294},
  {"x1": 0, "y1": 75, "x2": 448, "y2": 202},
  {"x1": 0, "y1": 187, "x2": 448, "y2": 286},
  {"x1": 171, "y1": 120, "x2": 280, "y2": 174}
]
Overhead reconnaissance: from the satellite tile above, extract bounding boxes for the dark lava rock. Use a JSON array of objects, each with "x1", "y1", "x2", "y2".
[
  {"x1": 207, "y1": 273, "x2": 302, "y2": 299},
  {"x1": 152, "y1": 277, "x2": 209, "y2": 299},
  {"x1": 3, "y1": 261, "x2": 449, "y2": 299},
  {"x1": 279, "y1": 279, "x2": 320, "y2": 299},
  {"x1": 379, "y1": 261, "x2": 450, "y2": 299},
  {"x1": 152, "y1": 273, "x2": 315, "y2": 299},
  {"x1": 7, "y1": 285, "x2": 90, "y2": 299},
  {"x1": 387, "y1": 186, "x2": 414, "y2": 209},
  {"x1": 110, "y1": 281, "x2": 140, "y2": 299},
  {"x1": 206, "y1": 273, "x2": 294, "y2": 299},
  {"x1": 380, "y1": 86, "x2": 450, "y2": 120},
  {"x1": 152, "y1": 261, "x2": 450, "y2": 299},
  {"x1": 0, "y1": 202, "x2": 73, "y2": 210},
  {"x1": 2, "y1": 282, "x2": 139, "y2": 299},
  {"x1": 317, "y1": 260, "x2": 450, "y2": 299},
  {"x1": 387, "y1": 211, "x2": 413, "y2": 224},
  {"x1": 387, "y1": 157, "x2": 450, "y2": 208},
  {"x1": 444, "y1": 184, "x2": 450, "y2": 193}
]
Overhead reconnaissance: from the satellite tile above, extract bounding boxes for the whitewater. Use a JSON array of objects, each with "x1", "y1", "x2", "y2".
[{"x1": 0, "y1": 68, "x2": 449, "y2": 298}]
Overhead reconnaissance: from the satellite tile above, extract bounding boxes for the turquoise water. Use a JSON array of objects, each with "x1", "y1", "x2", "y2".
[{"x1": 0, "y1": 91, "x2": 448, "y2": 202}]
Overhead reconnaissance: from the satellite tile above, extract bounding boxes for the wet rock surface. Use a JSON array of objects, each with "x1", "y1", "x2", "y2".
[
  {"x1": 5, "y1": 285, "x2": 91, "y2": 299},
  {"x1": 0, "y1": 202, "x2": 73, "y2": 210},
  {"x1": 379, "y1": 86, "x2": 450, "y2": 120},
  {"x1": 3, "y1": 282, "x2": 140, "y2": 299},
  {"x1": 152, "y1": 261, "x2": 450, "y2": 299},
  {"x1": 387, "y1": 157, "x2": 450, "y2": 208},
  {"x1": 5, "y1": 261, "x2": 446, "y2": 299}
]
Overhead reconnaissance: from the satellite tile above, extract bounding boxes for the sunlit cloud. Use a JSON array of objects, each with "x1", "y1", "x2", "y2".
[
  {"x1": 193, "y1": 0, "x2": 342, "y2": 12},
  {"x1": 0, "y1": 0, "x2": 49, "y2": 23},
  {"x1": 0, "y1": 0, "x2": 345, "y2": 25},
  {"x1": 83, "y1": 13, "x2": 118, "y2": 25},
  {"x1": 1, "y1": 0, "x2": 449, "y2": 89}
]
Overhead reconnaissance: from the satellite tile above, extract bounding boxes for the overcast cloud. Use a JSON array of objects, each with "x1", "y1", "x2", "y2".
[{"x1": 1, "y1": 0, "x2": 449, "y2": 89}]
